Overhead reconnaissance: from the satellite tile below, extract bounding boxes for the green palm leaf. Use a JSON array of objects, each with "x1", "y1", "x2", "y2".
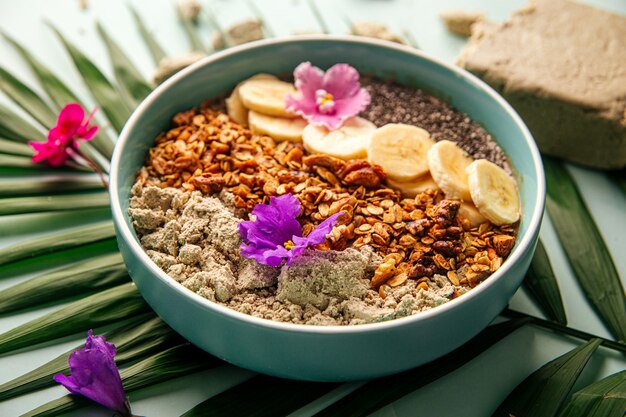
[
  {"x1": 0, "y1": 238, "x2": 118, "y2": 279},
  {"x1": 0, "y1": 252, "x2": 128, "y2": 313},
  {"x1": 1, "y1": 31, "x2": 115, "y2": 159},
  {"x1": 1, "y1": 31, "x2": 79, "y2": 109},
  {"x1": 0, "y1": 282, "x2": 149, "y2": 355},
  {"x1": 182, "y1": 375, "x2": 337, "y2": 417},
  {"x1": 314, "y1": 318, "x2": 528, "y2": 417},
  {"x1": 492, "y1": 338, "x2": 601, "y2": 417},
  {"x1": 0, "y1": 103, "x2": 46, "y2": 143},
  {"x1": 524, "y1": 239, "x2": 567, "y2": 325},
  {"x1": 557, "y1": 369, "x2": 626, "y2": 417},
  {"x1": 23, "y1": 344, "x2": 222, "y2": 417},
  {"x1": 0, "y1": 66, "x2": 57, "y2": 127},
  {"x1": 0, "y1": 191, "x2": 109, "y2": 215},
  {"x1": 0, "y1": 174, "x2": 102, "y2": 196},
  {"x1": 0, "y1": 137, "x2": 32, "y2": 156},
  {"x1": 48, "y1": 24, "x2": 133, "y2": 132},
  {"x1": 0, "y1": 154, "x2": 39, "y2": 169},
  {"x1": 129, "y1": 5, "x2": 167, "y2": 65},
  {"x1": 177, "y1": 7, "x2": 210, "y2": 53},
  {"x1": 0, "y1": 220, "x2": 115, "y2": 267},
  {"x1": 96, "y1": 21, "x2": 153, "y2": 106},
  {"x1": 544, "y1": 158, "x2": 626, "y2": 342},
  {"x1": 0, "y1": 207, "x2": 111, "y2": 236},
  {"x1": 0, "y1": 315, "x2": 183, "y2": 401}
]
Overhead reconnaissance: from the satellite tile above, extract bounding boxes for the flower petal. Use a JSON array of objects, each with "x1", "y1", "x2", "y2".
[
  {"x1": 323, "y1": 64, "x2": 361, "y2": 100},
  {"x1": 334, "y1": 88, "x2": 371, "y2": 118},
  {"x1": 293, "y1": 62, "x2": 324, "y2": 101},
  {"x1": 28, "y1": 139, "x2": 70, "y2": 166},
  {"x1": 78, "y1": 125, "x2": 99, "y2": 141},
  {"x1": 54, "y1": 331, "x2": 129, "y2": 415},
  {"x1": 299, "y1": 211, "x2": 343, "y2": 245},
  {"x1": 57, "y1": 103, "x2": 85, "y2": 132}
]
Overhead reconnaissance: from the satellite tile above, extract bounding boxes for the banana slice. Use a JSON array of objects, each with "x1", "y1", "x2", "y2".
[
  {"x1": 302, "y1": 116, "x2": 376, "y2": 160},
  {"x1": 368, "y1": 124, "x2": 435, "y2": 182},
  {"x1": 457, "y1": 202, "x2": 488, "y2": 228},
  {"x1": 466, "y1": 159, "x2": 520, "y2": 225},
  {"x1": 427, "y1": 140, "x2": 473, "y2": 201},
  {"x1": 226, "y1": 73, "x2": 278, "y2": 126},
  {"x1": 387, "y1": 174, "x2": 439, "y2": 198},
  {"x1": 248, "y1": 111, "x2": 307, "y2": 142},
  {"x1": 238, "y1": 78, "x2": 298, "y2": 118}
]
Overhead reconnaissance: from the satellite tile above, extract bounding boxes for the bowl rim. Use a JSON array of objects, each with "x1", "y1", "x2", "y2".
[{"x1": 110, "y1": 34, "x2": 545, "y2": 335}]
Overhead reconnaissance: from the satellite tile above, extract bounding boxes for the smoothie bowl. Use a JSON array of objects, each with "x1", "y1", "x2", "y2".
[{"x1": 110, "y1": 36, "x2": 544, "y2": 381}]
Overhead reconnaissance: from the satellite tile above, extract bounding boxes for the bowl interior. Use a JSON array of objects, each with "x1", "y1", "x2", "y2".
[{"x1": 112, "y1": 36, "x2": 543, "y2": 328}]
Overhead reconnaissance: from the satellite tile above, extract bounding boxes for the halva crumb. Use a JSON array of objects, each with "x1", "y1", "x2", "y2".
[{"x1": 130, "y1": 185, "x2": 470, "y2": 325}]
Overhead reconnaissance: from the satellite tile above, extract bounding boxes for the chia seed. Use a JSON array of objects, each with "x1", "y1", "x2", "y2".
[{"x1": 360, "y1": 78, "x2": 512, "y2": 172}]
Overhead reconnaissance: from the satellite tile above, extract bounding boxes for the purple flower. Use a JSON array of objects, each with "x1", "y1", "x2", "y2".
[
  {"x1": 285, "y1": 62, "x2": 371, "y2": 130},
  {"x1": 239, "y1": 193, "x2": 342, "y2": 266},
  {"x1": 29, "y1": 102, "x2": 99, "y2": 166},
  {"x1": 54, "y1": 330, "x2": 131, "y2": 417}
]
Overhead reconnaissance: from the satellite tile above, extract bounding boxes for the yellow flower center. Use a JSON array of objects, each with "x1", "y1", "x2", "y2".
[
  {"x1": 283, "y1": 240, "x2": 295, "y2": 250},
  {"x1": 320, "y1": 93, "x2": 334, "y2": 106}
]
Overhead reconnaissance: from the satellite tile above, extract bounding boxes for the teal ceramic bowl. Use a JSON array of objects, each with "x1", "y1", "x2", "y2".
[{"x1": 110, "y1": 36, "x2": 545, "y2": 382}]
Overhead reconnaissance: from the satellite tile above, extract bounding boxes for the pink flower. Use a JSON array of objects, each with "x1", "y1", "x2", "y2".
[
  {"x1": 285, "y1": 62, "x2": 371, "y2": 130},
  {"x1": 28, "y1": 103, "x2": 99, "y2": 166}
]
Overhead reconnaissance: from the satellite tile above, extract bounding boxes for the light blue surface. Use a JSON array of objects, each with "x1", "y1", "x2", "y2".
[
  {"x1": 0, "y1": 0, "x2": 624, "y2": 416},
  {"x1": 110, "y1": 36, "x2": 544, "y2": 381}
]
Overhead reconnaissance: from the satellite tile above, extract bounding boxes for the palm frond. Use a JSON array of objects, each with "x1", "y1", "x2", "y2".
[
  {"x1": 0, "y1": 102, "x2": 46, "y2": 143},
  {"x1": 177, "y1": 6, "x2": 210, "y2": 53},
  {"x1": 0, "y1": 207, "x2": 111, "y2": 236},
  {"x1": 182, "y1": 375, "x2": 337, "y2": 417},
  {"x1": 0, "y1": 315, "x2": 182, "y2": 401},
  {"x1": 0, "y1": 137, "x2": 32, "y2": 156},
  {"x1": 0, "y1": 238, "x2": 118, "y2": 279},
  {"x1": 0, "y1": 221, "x2": 115, "y2": 267},
  {"x1": 0, "y1": 283, "x2": 149, "y2": 355},
  {"x1": 557, "y1": 369, "x2": 626, "y2": 417},
  {"x1": 47, "y1": 24, "x2": 133, "y2": 132},
  {"x1": 128, "y1": 5, "x2": 167, "y2": 65},
  {"x1": 0, "y1": 66, "x2": 57, "y2": 127},
  {"x1": 1, "y1": 31, "x2": 116, "y2": 158},
  {"x1": 524, "y1": 239, "x2": 567, "y2": 325},
  {"x1": 314, "y1": 318, "x2": 528, "y2": 416},
  {"x1": 0, "y1": 252, "x2": 127, "y2": 313},
  {"x1": 0, "y1": 173, "x2": 103, "y2": 196},
  {"x1": 23, "y1": 344, "x2": 222, "y2": 417},
  {"x1": 96, "y1": 20, "x2": 153, "y2": 106},
  {"x1": 544, "y1": 157, "x2": 626, "y2": 342},
  {"x1": 0, "y1": 191, "x2": 109, "y2": 215},
  {"x1": 492, "y1": 338, "x2": 601, "y2": 417}
]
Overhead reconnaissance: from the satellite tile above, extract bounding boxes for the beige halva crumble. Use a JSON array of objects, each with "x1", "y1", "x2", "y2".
[{"x1": 130, "y1": 184, "x2": 467, "y2": 325}]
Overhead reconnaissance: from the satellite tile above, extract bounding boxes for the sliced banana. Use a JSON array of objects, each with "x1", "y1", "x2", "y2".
[
  {"x1": 466, "y1": 159, "x2": 520, "y2": 225},
  {"x1": 302, "y1": 116, "x2": 376, "y2": 160},
  {"x1": 457, "y1": 202, "x2": 488, "y2": 228},
  {"x1": 248, "y1": 111, "x2": 307, "y2": 142},
  {"x1": 226, "y1": 73, "x2": 278, "y2": 126},
  {"x1": 238, "y1": 78, "x2": 298, "y2": 118},
  {"x1": 368, "y1": 124, "x2": 435, "y2": 182},
  {"x1": 387, "y1": 174, "x2": 439, "y2": 198},
  {"x1": 427, "y1": 140, "x2": 473, "y2": 201}
]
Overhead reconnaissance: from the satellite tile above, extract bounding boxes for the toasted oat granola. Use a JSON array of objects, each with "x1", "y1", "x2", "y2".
[{"x1": 135, "y1": 105, "x2": 517, "y2": 300}]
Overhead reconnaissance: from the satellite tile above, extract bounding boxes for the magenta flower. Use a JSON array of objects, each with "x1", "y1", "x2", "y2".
[
  {"x1": 285, "y1": 62, "x2": 371, "y2": 130},
  {"x1": 54, "y1": 330, "x2": 131, "y2": 417},
  {"x1": 28, "y1": 102, "x2": 99, "y2": 166},
  {"x1": 239, "y1": 193, "x2": 342, "y2": 266}
]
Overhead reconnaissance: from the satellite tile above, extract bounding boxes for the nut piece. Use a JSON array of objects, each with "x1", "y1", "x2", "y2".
[{"x1": 492, "y1": 234, "x2": 515, "y2": 257}]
